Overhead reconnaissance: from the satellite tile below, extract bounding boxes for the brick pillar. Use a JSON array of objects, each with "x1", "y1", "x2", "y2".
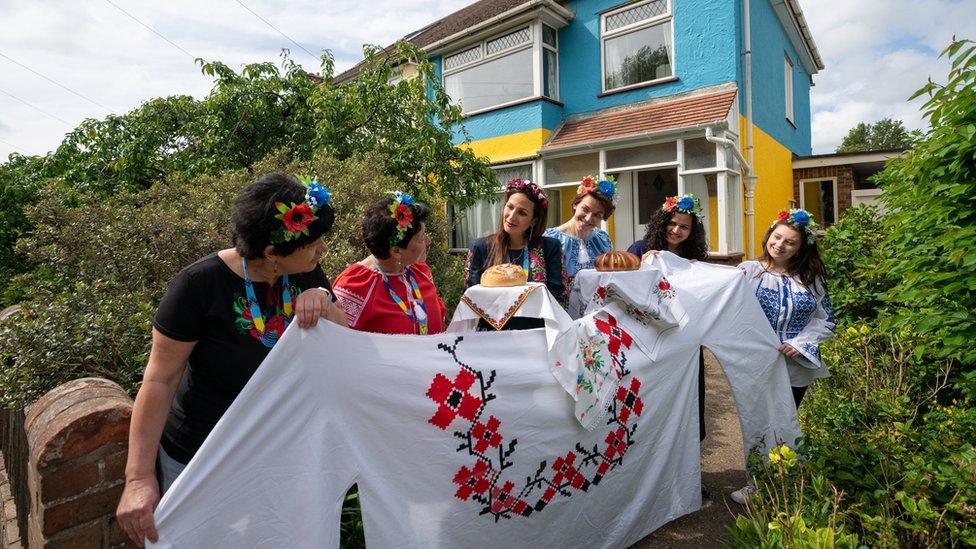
[{"x1": 24, "y1": 378, "x2": 135, "y2": 548}]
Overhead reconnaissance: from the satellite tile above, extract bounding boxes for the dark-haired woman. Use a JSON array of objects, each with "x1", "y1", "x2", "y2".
[
  {"x1": 627, "y1": 194, "x2": 708, "y2": 262},
  {"x1": 117, "y1": 173, "x2": 345, "y2": 545},
  {"x1": 731, "y1": 209, "x2": 835, "y2": 505},
  {"x1": 629, "y1": 194, "x2": 710, "y2": 496},
  {"x1": 466, "y1": 179, "x2": 564, "y2": 299},
  {"x1": 333, "y1": 192, "x2": 447, "y2": 335},
  {"x1": 544, "y1": 176, "x2": 615, "y2": 297}
]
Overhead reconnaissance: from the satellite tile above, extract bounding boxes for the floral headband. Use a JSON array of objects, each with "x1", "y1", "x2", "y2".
[
  {"x1": 578, "y1": 175, "x2": 617, "y2": 201},
  {"x1": 272, "y1": 175, "x2": 332, "y2": 244},
  {"x1": 773, "y1": 208, "x2": 820, "y2": 243},
  {"x1": 506, "y1": 178, "x2": 549, "y2": 209},
  {"x1": 662, "y1": 193, "x2": 701, "y2": 216},
  {"x1": 389, "y1": 190, "x2": 417, "y2": 246}
]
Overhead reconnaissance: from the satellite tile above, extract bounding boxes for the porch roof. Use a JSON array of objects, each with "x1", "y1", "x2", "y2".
[{"x1": 541, "y1": 88, "x2": 737, "y2": 152}]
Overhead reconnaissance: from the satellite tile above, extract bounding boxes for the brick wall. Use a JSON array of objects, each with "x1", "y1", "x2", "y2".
[
  {"x1": 793, "y1": 165, "x2": 855, "y2": 219},
  {"x1": 24, "y1": 378, "x2": 135, "y2": 548}
]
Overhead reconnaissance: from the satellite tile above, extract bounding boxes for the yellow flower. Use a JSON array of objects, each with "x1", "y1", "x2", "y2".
[
  {"x1": 859, "y1": 325, "x2": 870, "y2": 335},
  {"x1": 845, "y1": 326, "x2": 859, "y2": 337},
  {"x1": 768, "y1": 444, "x2": 797, "y2": 468}
]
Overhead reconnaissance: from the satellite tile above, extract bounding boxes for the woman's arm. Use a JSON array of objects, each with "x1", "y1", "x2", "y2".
[
  {"x1": 116, "y1": 329, "x2": 195, "y2": 547},
  {"x1": 465, "y1": 240, "x2": 487, "y2": 288},
  {"x1": 544, "y1": 240, "x2": 566, "y2": 302}
]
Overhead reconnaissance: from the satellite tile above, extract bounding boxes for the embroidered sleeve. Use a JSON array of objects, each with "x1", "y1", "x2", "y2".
[
  {"x1": 783, "y1": 283, "x2": 836, "y2": 370},
  {"x1": 332, "y1": 267, "x2": 377, "y2": 329}
]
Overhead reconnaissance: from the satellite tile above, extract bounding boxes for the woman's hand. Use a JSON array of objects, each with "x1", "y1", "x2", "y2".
[
  {"x1": 295, "y1": 287, "x2": 335, "y2": 329},
  {"x1": 779, "y1": 343, "x2": 801, "y2": 358},
  {"x1": 117, "y1": 475, "x2": 160, "y2": 547},
  {"x1": 641, "y1": 250, "x2": 659, "y2": 262}
]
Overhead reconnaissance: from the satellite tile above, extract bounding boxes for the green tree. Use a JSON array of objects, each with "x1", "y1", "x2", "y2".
[
  {"x1": 0, "y1": 43, "x2": 496, "y2": 306},
  {"x1": 836, "y1": 117, "x2": 918, "y2": 153}
]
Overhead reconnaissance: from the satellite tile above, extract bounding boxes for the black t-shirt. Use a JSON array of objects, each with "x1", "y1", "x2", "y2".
[{"x1": 154, "y1": 253, "x2": 330, "y2": 464}]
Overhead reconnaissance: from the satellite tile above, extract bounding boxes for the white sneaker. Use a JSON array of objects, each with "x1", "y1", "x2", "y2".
[{"x1": 730, "y1": 483, "x2": 756, "y2": 505}]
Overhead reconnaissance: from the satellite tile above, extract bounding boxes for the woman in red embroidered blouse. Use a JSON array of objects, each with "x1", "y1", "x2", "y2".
[{"x1": 333, "y1": 193, "x2": 447, "y2": 335}]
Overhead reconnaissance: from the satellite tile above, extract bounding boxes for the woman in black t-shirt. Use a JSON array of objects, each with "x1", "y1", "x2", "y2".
[{"x1": 116, "y1": 173, "x2": 347, "y2": 546}]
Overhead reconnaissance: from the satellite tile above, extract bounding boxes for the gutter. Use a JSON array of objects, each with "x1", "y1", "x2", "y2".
[{"x1": 739, "y1": 0, "x2": 758, "y2": 257}]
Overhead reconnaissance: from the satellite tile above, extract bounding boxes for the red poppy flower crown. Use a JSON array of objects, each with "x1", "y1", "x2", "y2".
[
  {"x1": 271, "y1": 175, "x2": 332, "y2": 244},
  {"x1": 389, "y1": 191, "x2": 417, "y2": 247}
]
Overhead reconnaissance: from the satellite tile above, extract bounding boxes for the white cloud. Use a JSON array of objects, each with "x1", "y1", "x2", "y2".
[
  {"x1": 803, "y1": 0, "x2": 976, "y2": 152},
  {"x1": 1, "y1": 0, "x2": 974, "y2": 158}
]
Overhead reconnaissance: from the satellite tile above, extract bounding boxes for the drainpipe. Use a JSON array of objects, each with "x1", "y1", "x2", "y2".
[
  {"x1": 706, "y1": 126, "x2": 754, "y2": 257},
  {"x1": 741, "y1": 0, "x2": 757, "y2": 258}
]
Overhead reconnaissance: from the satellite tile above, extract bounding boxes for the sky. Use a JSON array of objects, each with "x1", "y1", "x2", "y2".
[{"x1": 0, "y1": 0, "x2": 974, "y2": 160}]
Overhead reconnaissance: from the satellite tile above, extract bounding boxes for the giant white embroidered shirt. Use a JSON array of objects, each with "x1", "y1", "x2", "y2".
[{"x1": 150, "y1": 255, "x2": 799, "y2": 548}]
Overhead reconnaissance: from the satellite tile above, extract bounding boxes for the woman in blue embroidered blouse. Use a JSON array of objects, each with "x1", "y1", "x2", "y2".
[
  {"x1": 739, "y1": 208, "x2": 835, "y2": 407},
  {"x1": 466, "y1": 179, "x2": 564, "y2": 302},
  {"x1": 543, "y1": 176, "x2": 615, "y2": 292}
]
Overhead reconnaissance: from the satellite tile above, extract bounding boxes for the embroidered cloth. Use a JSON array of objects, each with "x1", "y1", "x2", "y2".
[{"x1": 150, "y1": 256, "x2": 800, "y2": 549}]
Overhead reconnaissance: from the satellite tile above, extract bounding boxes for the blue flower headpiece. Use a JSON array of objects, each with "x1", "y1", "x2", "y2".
[
  {"x1": 773, "y1": 208, "x2": 819, "y2": 243},
  {"x1": 272, "y1": 175, "x2": 332, "y2": 244},
  {"x1": 662, "y1": 193, "x2": 701, "y2": 217},
  {"x1": 578, "y1": 175, "x2": 617, "y2": 201}
]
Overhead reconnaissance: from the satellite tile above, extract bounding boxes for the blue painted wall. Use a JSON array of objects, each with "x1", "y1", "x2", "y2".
[
  {"x1": 558, "y1": 0, "x2": 737, "y2": 116},
  {"x1": 740, "y1": 0, "x2": 812, "y2": 155},
  {"x1": 443, "y1": 0, "x2": 812, "y2": 152}
]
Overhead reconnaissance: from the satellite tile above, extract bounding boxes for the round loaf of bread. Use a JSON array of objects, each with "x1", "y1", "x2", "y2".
[
  {"x1": 480, "y1": 263, "x2": 528, "y2": 287},
  {"x1": 594, "y1": 251, "x2": 641, "y2": 272}
]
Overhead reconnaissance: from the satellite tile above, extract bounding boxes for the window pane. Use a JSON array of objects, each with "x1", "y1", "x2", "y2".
[
  {"x1": 545, "y1": 190, "x2": 562, "y2": 227},
  {"x1": 486, "y1": 27, "x2": 531, "y2": 55},
  {"x1": 444, "y1": 48, "x2": 534, "y2": 113},
  {"x1": 683, "y1": 137, "x2": 716, "y2": 170},
  {"x1": 444, "y1": 45, "x2": 481, "y2": 71},
  {"x1": 493, "y1": 164, "x2": 533, "y2": 186},
  {"x1": 544, "y1": 153, "x2": 599, "y2": 186},
  {"x1": 604, "y1": 22, "x2": 672, "y2": 89},
  {"x1": 606, "y1": 142, "x2": 676, "y2": 169},
  {"x1": 605, "y1": 0, "x2": 668, "y2": 32},
  {"x1": 451, "y1": 195, "x2": 503, "y2": 248},
  {"x1": 636, "y1": 169, "x2": 677, "y2": 224},
  {"x1": 543, "y1": 25, "x2": 557, "y2": 48},
  {"x1": 543, "y1": 49, "x2": 557, "y2": 99}
]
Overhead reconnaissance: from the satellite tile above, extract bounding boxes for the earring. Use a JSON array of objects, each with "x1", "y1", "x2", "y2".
[{"x1": 272, "y1": 259, "x2": 279, "y2": 275}]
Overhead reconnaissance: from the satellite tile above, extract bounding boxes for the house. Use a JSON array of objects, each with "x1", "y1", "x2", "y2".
[
  {"x1": 339, "y1": 0, "x2": 823, "y2": 261},
  {"x1": 792, "y1": 148, "x2": 904, "y2": 222}
]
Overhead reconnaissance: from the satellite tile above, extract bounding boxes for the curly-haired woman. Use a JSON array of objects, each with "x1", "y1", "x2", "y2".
[{"x1": 627, "y1": 193, "x2": 708, "y2": 261}]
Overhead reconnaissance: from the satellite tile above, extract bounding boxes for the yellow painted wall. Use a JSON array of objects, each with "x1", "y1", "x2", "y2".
[
  {"x1": 739, "y1": 115, "x2": 796, "y2": 258},
  {"x1": 707, "y1": 195, "x2": 719, "y2": 248},
  {"x1": 460, "y1": 129, "x2": 551, "y2": 165}
]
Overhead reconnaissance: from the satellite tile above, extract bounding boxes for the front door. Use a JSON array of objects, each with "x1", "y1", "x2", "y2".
[{"x1": 633, "y1": 168, "x2": 678, "y2": 244}]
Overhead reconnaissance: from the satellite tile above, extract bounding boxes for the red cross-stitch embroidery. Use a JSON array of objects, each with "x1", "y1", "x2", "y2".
[{"x1": 428, "y1": 334, "x2": 644, "y2": 522}]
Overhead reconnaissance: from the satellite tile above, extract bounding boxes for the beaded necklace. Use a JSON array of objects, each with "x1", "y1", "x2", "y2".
[
  {"x1": 242, "y1": 258, "x2": 292, "y2": 336},
  {"x1": 373, "y1": 257, "x2": 428, "y2": 335}
]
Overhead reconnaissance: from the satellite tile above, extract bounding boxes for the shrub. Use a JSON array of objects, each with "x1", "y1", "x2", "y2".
[{"x1": 819, "y1": 205, "x2": 891, "y2": 322}]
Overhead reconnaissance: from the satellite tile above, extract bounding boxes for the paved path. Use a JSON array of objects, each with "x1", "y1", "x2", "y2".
[{"x1": 633, "y1": 352, "x2": 749, "y2": 548}]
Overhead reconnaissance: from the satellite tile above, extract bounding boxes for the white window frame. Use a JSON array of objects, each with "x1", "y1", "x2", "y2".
[
  {"x1": 600, "y1": 0, "x2": 675, "y2": 93},
  {"x1": 442, "y1": 25, "x2": 538, "y2": 115},
  {"x1": 798, "y1": 177, "x2": 838, "y2": 224},
  {"x1": 784, "y1": 54, "x2": 794, "y2": 123},
  {"x1": 541, "y1": 23, "x2": 559, "y2": 101}
]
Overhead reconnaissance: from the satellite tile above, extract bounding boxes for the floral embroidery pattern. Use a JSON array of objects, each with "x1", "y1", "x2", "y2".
[
  {"x1": 528, "y1": 246, "x2": 546, "y2": 283},
  {"x1": 233, "y1": 285, "x2": 302, "y2": 348},
  {"x1": 427, "y1": 331, "x2": 643, "y2": 522},
  {"x1": 652, "y1": 278, "x2": 676, "y2": 305}
]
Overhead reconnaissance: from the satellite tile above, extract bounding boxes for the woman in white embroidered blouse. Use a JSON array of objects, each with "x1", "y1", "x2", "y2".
[
  {"x1": 732, "y1": 209, "x2": 835, "y2": 504},
  {"x1": 739, "y1": 209, "x2": 835, "y2": 407}
]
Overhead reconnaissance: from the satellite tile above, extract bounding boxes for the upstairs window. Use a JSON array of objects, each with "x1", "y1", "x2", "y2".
[
  {"x1": 542, "y1": 24, "x2": 559, "y2": 100},
  {"x1": 444, "y1": 27, "x2": 534, "y2": 114},
  {"x1": 602, "y1": 0, "x2": 674, "y2": 92},
  {"x1": 784, "y1": 54, "x2": 794, "y2": 123}
]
